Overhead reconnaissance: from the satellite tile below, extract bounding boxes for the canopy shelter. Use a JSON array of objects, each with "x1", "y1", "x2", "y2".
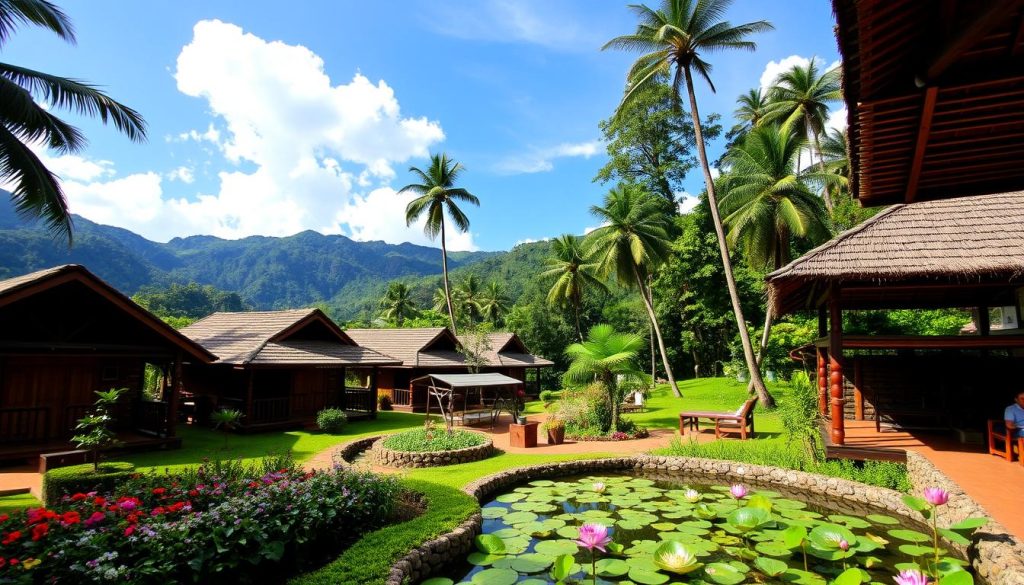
[
  {"x1": 412, "y1": 373, "x2": 524, "y2": 430},
  {"x1": 767, "y1": 193, "x2": 1024, "y2": 453}
]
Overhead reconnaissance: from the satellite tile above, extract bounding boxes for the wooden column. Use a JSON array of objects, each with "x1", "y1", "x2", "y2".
[
  {"x1": 829, "y1": 287, "x2": 845, "y2": 446},
  {"x1": 168, "y1": 354, "x2": 182, "y2": 438},
  {"x1": 853, "y1": 359, "x2": 864, "y2": 421},
  {"x1": 817, "y1": 347, "x2": 828, "y2": 416},
  {"x1": 246, "y1": 370, "x2": 254, "y2": 423}
]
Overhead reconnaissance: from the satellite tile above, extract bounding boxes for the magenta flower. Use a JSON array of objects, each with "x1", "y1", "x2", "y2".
[
  {"x1": 575, "y1": 523, "x2": 612, "y2": 552},
  {"x1": 838, "y1": 539, "x2": 849, "y2": 551},
  {"x1": 923, "y1": 487, "x2": 949, "y2": 507},
  {"x1": 893, "y1": 569, "x2": 930, "y2": 585},
  {"x1": 729, "y1": 484, "x2": 748, "y2": 499}
]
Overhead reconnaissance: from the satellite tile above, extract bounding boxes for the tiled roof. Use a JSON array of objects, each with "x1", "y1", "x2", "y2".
[
  {"x1": 250, "y1": 341, "x2": 399, "y2": 366},
  {"x1": 345, "y1": 328, "x2": 454, "y2": 366},
  {"x1": 458, "y1": 332, "x2": 555, "y2": 367}
]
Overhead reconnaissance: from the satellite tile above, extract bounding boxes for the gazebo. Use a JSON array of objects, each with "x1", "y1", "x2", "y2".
[
  {"x1": 767, "y1": 192, "x2": 1024, "y2": 457},
  {"x1": 412, "y1": 372, "x2": 524, "y2": 429}
]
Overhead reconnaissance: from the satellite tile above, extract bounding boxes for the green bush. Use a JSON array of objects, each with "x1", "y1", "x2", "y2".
[
  {"x1": 316, "y1": 408, "x2": 349, "y2": 434},
  {"x1": 381, "y1": 428, "x2": 487, "y2": 452},
  {"x1": 554, "y1": 382, "x2": 612, "y2": 435},
  {"x1": 777, "y1": 370, "x2": 821, "y2": 455},
  {"x1": 42, "y1": 461, "x2": 136, "y2": 505},
  {"x1": 290, "y1": 479, "x2": 478, "y2": 585},
  {"x1": 539, "y1": 390, "x2": 557, "y2": 403},
  {"x1": 377, "y1": 392, "x2": 393, "y2": 411}
]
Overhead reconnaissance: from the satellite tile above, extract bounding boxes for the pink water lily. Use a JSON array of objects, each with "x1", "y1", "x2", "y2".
[
  {"x1": 592, "y1": 482, "x2": 606, "y2": 494},
  {"x1": 576, "y1": 522, "x2": 612, "y2": 552},
  {"x1": 729, "y1": 484, "x2": 748, "y2": 499},
  {"x1": 893, "y1": 569, "x2": 930, "y2": 585},
  {"x1": 838, "y1": 539, "x2": 849, "y2": 551},
  {"x1": 923, "y1": 487, "x2": 949, "y2": 507}
]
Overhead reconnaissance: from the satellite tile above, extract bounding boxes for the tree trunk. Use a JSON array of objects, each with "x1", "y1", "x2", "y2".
[
  {"x1": 440, "y1": 219, "x2": 458, "y2": 335},
  {"x1": 608, "y1": 377, "x2": 620, "y2": 432},
  {"x1": 748, "y1": 307, "x2": 773, "y2": 393},
  {"x1": 808, "y1": 121, "x2": 833, "y2": 213},
  {"x1": 633, "y1": 265, "x2": 681, "y2": 397},
  {"x1": 684, "y1": 67, "x2": 776, "y2": 408},
  {"x1": 573, "y1": 301, "x2": 583, "y2": 342}
]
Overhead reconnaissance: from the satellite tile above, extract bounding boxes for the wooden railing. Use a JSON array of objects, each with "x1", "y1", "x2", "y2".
[
  {"x1": 0, "y1": 407, "x2": 49, "y2": 442},
  {"x1": 392, "y1": 387, "x2": 411, "y2": 406},
  {"x1": 251, "y1": 397, "x2": 290, "y2": 424},
  {"x1": 343, "y1": 387, "x2": 373, "y2": 413},
  {"x1": 135, "y1": 401, "x2": 170, "y2": 437}
]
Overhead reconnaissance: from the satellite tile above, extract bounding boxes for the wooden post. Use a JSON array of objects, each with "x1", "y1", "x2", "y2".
[
  {"x1": 370, "y1": 368, "x2": 379, "y2": 420},
  {"x1": 816, "y1": 347, "x2": 828, "y2": 416},
  {"x1": 246, "y1": 370, "x2": 254, "y2": 424},
  {"x1": 978, "y1": 306, "x2": 990, "y2": 336},
  {"x1": 829, "y1": 287, "x2": 845, "y2": 446},
  {"x1": 168, "y1": 354, "x2": 182, "y2": 438},
  {"x1": 853, "y1": 358, "x2": 864, "y2": 421}
]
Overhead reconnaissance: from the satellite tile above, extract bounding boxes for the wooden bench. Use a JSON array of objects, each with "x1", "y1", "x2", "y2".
[
  {"x1": 679, "y1": 398, "x2": 758, "y2": 440},
  {"x1": 38, "y1": 449, "x2": 89, "y2": 473}
]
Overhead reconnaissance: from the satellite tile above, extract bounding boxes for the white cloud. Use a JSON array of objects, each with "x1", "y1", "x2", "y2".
[
  {"x1": 583, "y1": 222, "x2": 609, "y2": 235},
  {"x1": 709, "y1": 166, "x2": 721, "y2": 180},
  {"x1": 38, "y1": 150, "x2": 114, "y2": 182},
  {"x1": 759, "y1": 55, "x2": 811, "y2": 91},
  {"x1": 826, "y1": 105, "x2": 848, "y2": 133},
  {"x1": 426, "y1": 0, "x2": 603, "y2": 52},
  {"x1": 495, "y1": 140, "x2": 602, "y2": 175},
  {"x1": 47, "y1": 20, "x2": 462, "y2": 249},
  {"x1": 676, "y1": 191, "x2": 700, "y2": 214},
  {"x1": 513, "y1": 237, "x2": 549, "y2": 247}
]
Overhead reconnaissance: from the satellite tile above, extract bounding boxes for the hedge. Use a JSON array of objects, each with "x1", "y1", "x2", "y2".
[
  {"x1": 41, "y1": 461, "x2": 136, "y2": 505},
  {"x1": 290, "y1": 479, "x2": 478, "y2": 585}
]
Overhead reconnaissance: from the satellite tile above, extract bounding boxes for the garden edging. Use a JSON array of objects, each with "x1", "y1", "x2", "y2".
[
  {"x1": 371, "y1": 434, "x2": 494, "y2": 469},
  {"x1": 384, "y1": 455, "x2": 1024, "y2": 585}
]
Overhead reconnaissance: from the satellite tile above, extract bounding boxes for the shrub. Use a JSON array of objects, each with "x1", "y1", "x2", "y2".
[
  {"x1": 777, "y1": 370, "x2": 821, "y2": 457},
  {"x1": 317, "y1": 408, "x2": 348, "y2": 433},
  {"x1": 555, "y1": 382, "x2": 612, "y2": 435},
  {"x1": 72, "y1": 388, "x2": 128, "y2": 471},
  {"x1": 381, "y1": 428, "x2": 487, "y2": 453},
  {"x1": 42, "y1": 461, "x2": 135, "y2": 505},
  {"x1": 377, "y1": 392, "x2": 393, "y2": 411},
  {"x1": 539, "y1": 390, "x2": 557, "y2": 403},
  {"x1": 541, "y1": 417, "x2": 565, "y2": 431}
]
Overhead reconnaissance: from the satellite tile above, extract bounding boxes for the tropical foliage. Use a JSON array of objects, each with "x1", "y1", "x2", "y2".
[{"x1": 563, "y1": 324, "x2": 648, "y2": 431}]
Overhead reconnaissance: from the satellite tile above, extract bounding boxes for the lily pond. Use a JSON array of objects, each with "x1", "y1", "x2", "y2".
[{"x1": 428, "y1": 474, "x2": 981, "y2": 585}]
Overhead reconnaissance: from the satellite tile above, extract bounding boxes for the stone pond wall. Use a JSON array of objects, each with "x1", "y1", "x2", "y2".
[{"x1": 376, "y1": 454, "x2": 1024, "y2": 585}]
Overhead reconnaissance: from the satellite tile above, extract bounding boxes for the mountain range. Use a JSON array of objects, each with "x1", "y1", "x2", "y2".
[{"x1": 0, "y1": 196, "x2": 537, "y2": 318}]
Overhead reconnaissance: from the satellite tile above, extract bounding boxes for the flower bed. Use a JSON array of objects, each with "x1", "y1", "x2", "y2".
[
  {"x1": 373, "y1": 429, "x2": 493, "y2": 468},
  {"x1": 0, "y1": 459, "x2": 401, "y2": 583},
  {"x1": 566, "y1": 428, "x2": 651, "y2": 442}
]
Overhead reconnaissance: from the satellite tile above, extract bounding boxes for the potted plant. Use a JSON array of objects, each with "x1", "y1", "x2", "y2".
[
  {"x1": 544, "y1": 417, "x2": 566, "y2": 445},
  {"x1": 513, "y1": 388, "x2": 527, "y2": 424}
]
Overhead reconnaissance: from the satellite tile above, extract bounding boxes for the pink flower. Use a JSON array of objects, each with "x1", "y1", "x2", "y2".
[
  {"x1": 729, "y1": 484, "x2": 748, "y2": 499},
  {"x1": 893, "y1": 569, "x2": 930, "y2": 585},
  {"x1": 84, "y1": 512, "x2": 105, "y2": 527},
  {"x1": 923, "y1": 487, "x2": 949, "y2": 507},
  {"x1": 575, "y1": 523, "x2": 612, "y2": 552},
  {"x1": 838, "y1": 539, "x2": 849, "y2": 551}
]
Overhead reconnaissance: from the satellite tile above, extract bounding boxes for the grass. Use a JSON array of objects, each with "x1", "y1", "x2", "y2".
[{"x1": 0, "y1": 492, "x2": 38, "y2": 514}]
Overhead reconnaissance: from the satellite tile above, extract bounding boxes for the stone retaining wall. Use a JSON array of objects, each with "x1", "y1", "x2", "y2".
[
  {"x1": 371, "y1": 435, "x2": 494, "y2": 468},
  {"x1": 385, "y1": 454, "x2": 1024, "y2": 585}
]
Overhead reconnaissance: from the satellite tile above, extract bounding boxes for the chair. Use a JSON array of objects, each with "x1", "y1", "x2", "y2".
[
  {"x1": 679, "y1": 398, "x2": 757, "y2": 440},
  {"x1": 620, "y1": 391, "x2": 646, "y2": 413},
  {"x1": 987, "y1": 419, "x2": 1024, "y2": 463}
]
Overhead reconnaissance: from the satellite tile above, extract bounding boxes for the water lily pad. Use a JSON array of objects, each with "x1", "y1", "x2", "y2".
[
  {"x1": 534, "y1": 539, "x2": 578, "y2": 556},
  {"x1": 628, "y1": 567, "x2": 670, "y2": 584},
  {"x1": 491, "y1": 528, "x2": 520, "y2": 539},
  {"x1": 471, "y1": 568, "x2": 518, "y2": 585},
  {"x1": 509, "y1": 553, "x2": 554, "y2": 573},
  {"x1": 555, "y1": 525, "x2": 579, "y2": 539},
  {"x1": 502, "y1": 511, "x2": 538, "y2": 525},
  {"x1": 828, "y1": 515, "x2": 872, "y2": 529},
  {"x1": 754, "y1": 541, "x2": 792, "y2": 557},
  {"x1": 481, "y1": 507, "x2": 508, "y2": 519},
  {"x1": 727, "y1": 507, "x2": 773, "y2": 533},
  {"x1": 782, "y1": 569, "x2": 827, "y2": 585},
  {"x1": 753, "y1": 557, "x2": 788, "y2": 577},
  {"x1": 808, "y1": 524, "x2": 857, "y2": 550},
  {"x1": 495, "y1": 493, "x2": 525, "y2": 503},
  {"x1": 704, "y1": 562, "x2": 746, "y2": 585},
  {"x1": 899, "y1": 544, "x2": 942, "y2": 557},
  {"x1": 467, "y1": 552, "x2": 503, "y2": 566},
  {"x1": 888, "y1": 529, "x2": 931, "y2": 543},
  {"x1": 594, "y1": 558, "x2": 630, "y2": 577},
  {"x1": 475, "y1": 535, "x2": 506, "y2": 555},
  {"x1": 773, "y1": 499, "x2": 808, "y2": 510},
  {"x1": 529, "y1": 480, "x2": 555, "y2": 487},
  {"x1": 422, "y1": 579, "x2": 454, "y2": 585},
  {"x1": 865, "y1": 514, "x2": 900, "y2": 525},
  {"x1": 651, "y1": 522, "x2": 677, "y2": 531}
]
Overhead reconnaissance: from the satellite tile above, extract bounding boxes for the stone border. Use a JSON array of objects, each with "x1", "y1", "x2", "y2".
[
  {"x1": 332, "y1": 435, "x2": 383, "y2": 470},
  {"x1": 371, "y1": 433, "x2": 494, "y2": 469},
  {"x1": 386, "y1": 455, "x2": 1024, "y2": 585}
]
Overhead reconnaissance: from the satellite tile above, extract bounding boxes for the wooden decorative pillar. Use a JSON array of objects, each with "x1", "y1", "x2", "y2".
[
  {"x1": 168, "y1": 354, "x2": 182, "y2": 438},
  {"x1": 816, "y1": 347, "x2": 828, "y2": 416},
  {"x1": 828, "y1": 287, "x2": 845, "y2": 446},
  {"x1": 853, "y1": 359, "x2": 864, "y2": 421}
]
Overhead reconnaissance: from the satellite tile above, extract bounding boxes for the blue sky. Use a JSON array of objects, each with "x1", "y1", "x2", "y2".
[{"x1": 7, "y1": 0, "x2": 841, "y2": 251}]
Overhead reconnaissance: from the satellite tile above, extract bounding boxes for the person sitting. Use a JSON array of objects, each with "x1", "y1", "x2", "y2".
[{"x1": 1005, "y1": 389, "x2": 1024, "y2": 438}]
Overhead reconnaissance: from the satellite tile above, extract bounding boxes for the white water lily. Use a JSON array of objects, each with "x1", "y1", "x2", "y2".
[
  {"x1": 683, "y1": 489, "x2": 701, "y2": 503},
  {"x1": 592, "y1": 482, "x2": 606, "y2": 494},
  {"x1": 653, "y1": 541, "x2": 703, "y2": 575}
]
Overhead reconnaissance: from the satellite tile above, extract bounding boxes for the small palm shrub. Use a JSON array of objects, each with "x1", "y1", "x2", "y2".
[
  {"x1": 377, "y1": 392, "x2": 393, "y2": 411},
  {"x1": 317, "y1": 408, "x2": 348, "y2": 434}
]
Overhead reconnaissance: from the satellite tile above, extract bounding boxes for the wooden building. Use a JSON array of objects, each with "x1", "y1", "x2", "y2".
[
  {"x1": 767, "y1": 193, "x2": 1024, "y2": 456},
  {"x1": 346, "y1": 328, "x2": 553, "y2": 412},
  {"x1": 181, "y1": 310, "x2": 399, "y2": 430},
  {"x1": 0, "y1": 265, "x2": 215, "y2": 460}
]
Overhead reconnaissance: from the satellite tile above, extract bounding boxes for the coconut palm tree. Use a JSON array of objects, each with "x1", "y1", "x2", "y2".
[
  {"x1": 564, "y1": 324, "x2": 648, "y2": 432},
  {"x1": 603, "y1": 0, "x2": 775, "y2": 406},
  {"x1": 479, "y1": 281, "x2": 510, "y2": 327},
  {"x1": 720, "y1": 120, "x2": 833, "y2": 374},
  {"x1": 379, "y1": 282, "x2": 417, "y2": 326},
  {"x1": 454, "y1": 274, "x2": 483, "y2": 325},
  {"x1": 399, "y1": 153, "x2": 479, "y2": 334},
  {"x1": 541, "y1": 234, "x2": 607, "y2": 340},
  {"x1": 762, "y1": 58, "x2": 841, "y2": 210},
  {"x1": 1, "y1": 0, "x2": 147, "y2": 243},
  {"x1": 585, "y1": 184, "x2": 680, "y2": 397},
  {"x1": 431, "y1": 286, "x2": 449, "y2": 313}
]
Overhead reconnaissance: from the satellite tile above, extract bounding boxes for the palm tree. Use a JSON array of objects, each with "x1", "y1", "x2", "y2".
[
  {"x1": 733, "y1": 87, "x2": 768, "y2": 135},
  {"x1": 379, "y1": 282, "x2": 417, "y2": 326},
  {"x1": 564, "y1": 324, "x2": 648, "y2": 432},
  {"x1": 431, "y1": 286, "x2": 449, "y2": 313},
  {"x1": 762, "y1": 58, "x2": 841, "y2": 210},
  {"x1": 454, "y1": 274, "x2": 483, "y2": 325},
  {"x1": 541, "y1": 234, "x2": 607, "y2": 340},
  {"x1": 1, "y1": 0, "x2": 147, "y2": 243},
  {"x1": 585, "y1": 184, "x2": 680, "y2": 397},
  {"x1": 479, "y1": 281, "x2": 510, "y2": 327},
  {"x1": 720, "y1": 120, "x2": 833, "y2": 376},
  {"x1": 399, "y1": 153, "x2": 480, "y2": 334},
  {"x1": 603, "y1": 0, "x2": 776, "y2": 407}
]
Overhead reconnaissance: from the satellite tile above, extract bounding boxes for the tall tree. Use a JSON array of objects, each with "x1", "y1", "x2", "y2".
[
  {"x1": 564, "y1": 324, "x2": 647, "y2": 432},
  {"x1": 595, "y1": 80, "x2": 719, "y2": 204},
  {"x1": 379, "y1": 281, "x2": 417, "y2": 326},
  {"x1": 603, "y1": 0, "x2": 776, "y2": 406},
  {"x1": 586, "y1": 184, "x2": 681, "y2": 397},
  {"x1": 541, "y1": 234, "x2": 607, "y2": 340},
  {"x1": 720, "y1": 120, "x2": 832, "y2": 377},
  {"x1": 479, "y1": 281, "x2": 510, "y2": 327},
  {"x1": 399, "y1": 153, "x2": 479, "y2": 334},
  {"x1": 1, "y1": 0, "x2": 147, "y2": 243},
  {"x1": 762, "y1": 58, "x2": 841, "y2": 210}
]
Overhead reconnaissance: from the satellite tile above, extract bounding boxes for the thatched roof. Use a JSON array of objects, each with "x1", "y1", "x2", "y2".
[
  {"x1": 834, "y1": 0, "x2": 1024, "y2": 206},
  {"x1": 767, "y1": 192, "x2": 1024, "y2": 315},
  {"x1": 182, "y1": 309, "x2": 398, "y2": 366},
  {"x1": 0, "y1": 264, "x2": 214, "y2": 362}
]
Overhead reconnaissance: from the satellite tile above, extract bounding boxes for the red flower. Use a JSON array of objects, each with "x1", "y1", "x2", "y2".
[
  {"x1": 151, "y1": 507, "x2": 166, "y2": 516},
  {"x1": 8, "y1": 558, "x2": 17, "y2": 566},
  {"x1": 188, "y1": 489, "x2": 199, "y2": 497},
  {"x1": 70, "y1": 493, "x2": 88, "y2": 502},
  {"x1": 25, "y1": 508, "x2": 53, "y2": 525},
  {"x1": 60, "y1": 511, "x2": 80, "y2": 526},
  {"x1": 107, "y1": 505, "x2": 119, "y2": 513},
  {"x1": 0, "y1": 514, "x2": 8, "y2": 523},
  {"x1": 152, "y1": 488, "x2": 166, "y2": 496},
  {"x1": 93, "y1": 497, "x2": 106, "y2": 506},
  {"x1": 124, "y1": 525, "x2": 135, "y2": 537},
  {"x1": 1, "y1": 531, "x2": 21, "y2": 545},
  {"x1": 248, "y1": 481, "x2": 260, "y2": 488},
  {"x1": 30, "y1": 524, "x2": 48, "y2": 542},
  {"x1": 0, "y1": 557, "x2": 6, "y2": 568},
  {"x1": 126, "y1": 513, "x2": 139, "y2": 524}
]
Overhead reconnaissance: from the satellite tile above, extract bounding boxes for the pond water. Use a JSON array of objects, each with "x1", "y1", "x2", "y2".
[{"x1": 437, "y1": 473, "x2": 971, "y2": 585}]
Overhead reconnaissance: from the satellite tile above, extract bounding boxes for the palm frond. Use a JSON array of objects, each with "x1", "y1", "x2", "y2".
[{"x1": 0, "y1": 122, "x2": 70, "y2": 242}]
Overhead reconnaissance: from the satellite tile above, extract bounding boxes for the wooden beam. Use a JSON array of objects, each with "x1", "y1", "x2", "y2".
[
  {"x1": 926, "y1": 1, "x2": 1024, "y2": 80},
  {"x1": 905, "y1": 86, "x2": 939, "y2": 203}
]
